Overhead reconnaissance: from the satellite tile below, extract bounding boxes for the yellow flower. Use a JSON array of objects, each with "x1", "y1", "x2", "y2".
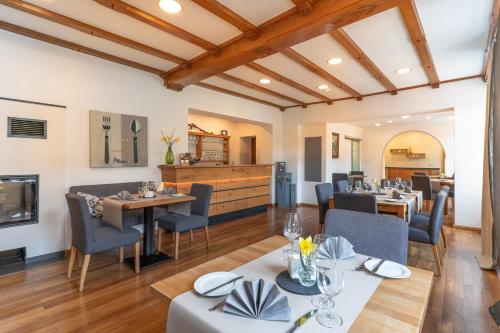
[
  {"x1": 299, "y1": 236, "x2": 316, "y2": 256},
  {"x1": 175, "y1": 137, "x2": 180, "y2": 143}
]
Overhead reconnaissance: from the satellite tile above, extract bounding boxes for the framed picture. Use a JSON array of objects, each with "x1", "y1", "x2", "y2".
[{"x1": 332, "y1": 132, "x2": 339, "y2": 158}]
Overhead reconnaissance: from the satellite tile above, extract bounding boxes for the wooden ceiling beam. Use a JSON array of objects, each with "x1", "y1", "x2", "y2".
[
  {"x1": 217, "y1": 73, "x2": 305, "y2": 104},
  {"x1": 281, "y1": 47, "x2": 362, "y2": 98},
  {"x1": 195, "y1": 82, "x2": 285, "y2": 110},
  {"x1": 398, "y1": 0, "x2": 439, "y2": 88},
  {"x1": 164, "y1": 0, "x2": 401, "y2": 89},
  {"x1": 0, "y1": 0, "x2": 187, "y2": 65},
  {"x1": 330, "y1": 29, "x2": 398, "y2": 94},
  {"x1": 246, "y1": 62, "x2": 331, "y2": 101},
  {"x1": 0, "y1": 20, "x2": 166, "y2": 76},
  {"x1": 481, "y1": 0, "x2": 500, "y2": 81},
  {"x1": 93, "y1": 0, "x2": 217, "y2": 51}
]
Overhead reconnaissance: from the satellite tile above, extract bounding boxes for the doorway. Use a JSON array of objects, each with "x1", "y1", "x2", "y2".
[{"x1": 240, "y1": 136, "x2": 256, "y2": 164}]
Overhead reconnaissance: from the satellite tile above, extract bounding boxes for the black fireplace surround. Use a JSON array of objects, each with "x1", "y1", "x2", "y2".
[{"x1": 0, "y1": 175, "x2": 39, "y2": 228}]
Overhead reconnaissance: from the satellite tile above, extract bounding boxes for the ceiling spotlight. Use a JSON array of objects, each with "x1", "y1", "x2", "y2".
[
  {"x1": 387, "y1": 120, "x2": 393, "y2": 123},
  {"x1": 395, "y1": 67, "x2": 411, "y2": 75},
  {"x1": 374, "y1": 123, "x2": 381, "y2": 127},
  {"x1": 401, "y1": 115, "x2": 410, "y2": 119},
  {"x1": 426, "y1": 116, "x2": 432, "y2": 119},
  {"x1": 318, "y1": 85, "x2": 329, "y2": 90},
  {"x1": 159, "y1": 0, "x2": 182, "y2": 13},
  {"x1": 327, "y1": 57, "x2": 343, "y2": 65},
  {"x1": 259, "y1": 78, "x2": 271, "y2": 84}
]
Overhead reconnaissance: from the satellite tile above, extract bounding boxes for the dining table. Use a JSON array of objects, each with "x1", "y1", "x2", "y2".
[
  {"x1": 120, "y1": 193, "x2": 195, "y2": 268},
  {"x1": 151, "y1": 236, "x2": 434, "y2": 333}
]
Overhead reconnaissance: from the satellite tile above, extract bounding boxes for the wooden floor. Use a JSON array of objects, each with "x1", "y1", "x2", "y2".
[{"x1": 0, "y1": 205, "x2": 498, "y2": 333}]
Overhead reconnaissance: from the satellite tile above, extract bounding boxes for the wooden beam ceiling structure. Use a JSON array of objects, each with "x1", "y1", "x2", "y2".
[
  {"x1": 330, "y1": 29, "x2": 398, "y2": 94},
  {"x1": 481, "y1": 0, "x2": 500, "y2": 81},
  {"x1": 398, "y1": 0, "x2": 440, "y2": 88},
  {"x1": 281, "y1": 47, "x2": 363, "y2": 99},
  {"x1": 0, "y1": 0, "x2": 188, "y2": 65},
  {"x1": 164, "y1": 0, "x2": 402, "y2": 90}
]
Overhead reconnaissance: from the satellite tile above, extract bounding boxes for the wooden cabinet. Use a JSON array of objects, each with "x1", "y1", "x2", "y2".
[{"x1": 385, "y1": 167, "x2": 440, "y2": 180}]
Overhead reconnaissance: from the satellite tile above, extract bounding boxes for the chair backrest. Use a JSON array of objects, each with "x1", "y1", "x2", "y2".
[
  {"x1": 315, "y1": 183, "x2": 333, "y2": 226},
  {"x1": 350, "y1": 171, "x2": 364, "y2": 176},
  {"x1": 324, "y1": 209, "x2": 408, "y2": 265},
  {"x1": 190, "y1": 183, "x2": 213, "y2": 217},
  {"x1": 411, "y1": 175, "x2": 432, "y2": 200},
  {"x1": 335, "y1": 180, "x2": 349, "y2": 193},
  {"x1": 332, "y1": 173, "x2": 348, "y2": 192},
  {"x1": 65, "y1": 193, "x2": 94, "y2": 252},
  {"x1": 427, "y1": 190, "x2": 448, "y2": 244},
  {"x1": 332, "y1": 192, "x2": 377, "y2": 214},
  {"x1": 69, "y1": 182, "x2": 142, "y2": 197},
  {"x1": 414, "y1": 172, "x2": 427, "y2": 176}
]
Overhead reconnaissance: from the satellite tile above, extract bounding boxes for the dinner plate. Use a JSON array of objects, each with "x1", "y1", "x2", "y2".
[
  {"x1": 194, "y1": 272, "x2": 240, "y2": 297},
  {"x1": 364, "y1": 259, "x2": 411, "y2": 279},
  {"x1": 170, "y1": 193, "x2": 184, "y2": 197},
  {"x1": 383, "y1": 198, "x2": 403, "y2": 202}
]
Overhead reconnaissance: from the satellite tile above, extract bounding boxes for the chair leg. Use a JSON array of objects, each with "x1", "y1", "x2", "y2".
[
  {"x1": 189, "y1": 229, "x2": 194, "y2": 245},
  {"x1": 432, "y1": 245, "x2": 442, "y2": 277},
  {"x1": 118, "y1": 246, "x2": 124, "y2": 263},
  {"x1": 204, "y1": 225, "x2": 209, "y2": 249},
  {"x1": 78, "y1": 250, "x2": 83, "y2": 269},
  {"x1": 174, "y1": 232, "x2": 180, "y2": 260},
  {"x1": 135, "y1": 242, "x2": 140, "y2": 274},
  {"x1": 67, "y1": 246, "x2": 77, "y2": 279},
  {"x1": 157, "y1": 228, "x2": 163, "y2": 254},
  {"x1": 78, "y1": 254, "x2": 91, "y2": 292},
  {"x1": 441, "y1": 228, "x2": 447, "y2": 248},
  {"x1": 318, "y1": 224, "x2": 324, "y2": 234}
]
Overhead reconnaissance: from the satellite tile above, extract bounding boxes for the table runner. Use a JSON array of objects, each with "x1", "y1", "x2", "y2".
[{"x1": 167, "y1": 246, "x2": 383, "y2": 333}]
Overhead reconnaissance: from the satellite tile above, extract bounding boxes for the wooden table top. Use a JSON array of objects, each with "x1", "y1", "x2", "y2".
[
  {"x1": 121, "y1": 193, "x2": 195, "y2": 210},
  {"x1": 151, "y1": 236, "x2": 434, "y2": 333}
]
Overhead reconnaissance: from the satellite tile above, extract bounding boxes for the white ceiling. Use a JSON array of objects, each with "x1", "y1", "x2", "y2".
[
  {"x1": 0, "y1": 0, "x2": 494, "y2": 108},
  {"x1": 349, "y1": 108, "x2": 455, "y2": 128}
]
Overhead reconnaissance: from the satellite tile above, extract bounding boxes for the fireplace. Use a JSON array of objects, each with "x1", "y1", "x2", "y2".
[{"x1": 0, "y1": 175, "x2": 39, "y2": 228}]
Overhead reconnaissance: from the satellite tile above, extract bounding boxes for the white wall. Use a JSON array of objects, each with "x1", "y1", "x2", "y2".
[
  {"x1": 384, "y1": 131, "x2": 444, "y2": 169},
  {"x1": 283, "y1": 79, "x2": 486, "y2": 227},
  {"x1": 0, "y1": 30, "x2": 282, "y2": 257}
]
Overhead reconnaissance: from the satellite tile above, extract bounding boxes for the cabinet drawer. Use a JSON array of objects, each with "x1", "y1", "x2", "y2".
[
  {"x1": 217, "y1": 188, "x2": 246, "y2": 203},
  {"x1": 246, "y1": 185, "x2": 270, "y2": 198},
  {"x1": 217, "y1": 178, "x2": 246, "y2": 190},
  {"x1": 216, "y1": 199, "x2": 246, "y2": 215},
  {"x1": 247, "y1": 195, "x2": 270, "y2": 208},
  {"x1": 246, "y1": 176, "x2": 271, "y2": 187},
  {"x1": 208, "y1": 204, "x2": 217, "y2": 217}
]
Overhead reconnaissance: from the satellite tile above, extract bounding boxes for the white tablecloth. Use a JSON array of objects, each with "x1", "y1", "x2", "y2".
[{"x1": 167, "y1": 246, "x2": 383, "y2": 333}]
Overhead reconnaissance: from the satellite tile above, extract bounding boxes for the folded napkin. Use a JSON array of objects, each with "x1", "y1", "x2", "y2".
[
  {"x1": 164, "y1": 187, "x2": 176, "y2": 195},
  {"x1": 404, "y1": 186, "x2": 412, "y2": 193},
  {"x1": 389, "y1": 190, "x2": 402, "y2": 199},
  {"x1": 116, "y1": 190, "x2": 132, "y2": 200},
  {"x1": 317, "y1": 236, "x2": 355, "y2": 260},
  {"x1": 223, "y1": 279, "x2": 291, "y2": 322}
]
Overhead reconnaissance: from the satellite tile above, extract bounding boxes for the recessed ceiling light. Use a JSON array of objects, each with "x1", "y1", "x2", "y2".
[
  {"x1": 259, "y1": 78, "x2": 271, "y2": 84},
  {"x1": 374, "y1": 123, "x2": 381, "y2": 127},
  {"x1": 395, "y1": 67, "x2": 411, "y2": 75},
  {"x1": 401, "y1": 115, "x2": 410, "y2": 119},
  {"x1": 387, "y1": 120, "x2": 393, "y2": 123},
  {"x1": 159, "y1": 0, "x2": 182, "y2": 13},
  {"x1": 426, "y1": 116, "x2": 432, "y2": 119},
  {"x1": 327, "y1": 57, "x2": 343, "y2": 65},
  {"x1": 318, "y1": 85, "x2": 329, "y2": 90}
]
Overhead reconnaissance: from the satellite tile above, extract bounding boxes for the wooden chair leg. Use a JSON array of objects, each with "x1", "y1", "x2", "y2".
[
  {"x1": 135, "y1": 242, "x2": 140, "y2": 274},
  {"x1": 441, "y1": 228, "x2": 447, "y2": 248},
  {"x1": 157, "y1": 228, "x2": 163, "y2": 254},
  {"x1": 78, "y1": 250, "x2": 83, "y2": 269},
  {"x1": 432, "y1": 245, "x2": 442, "y2": 277},
  {"x1": 78, "y1": 254, "x2": 91, "y2": 292},
  {"x1": 67, "y1": 246, "x2": 77, "y2": 279},
  {"x1": 204, "y1": 225, "x2": 209, "y2": 249},
  {"x1": 174, "y1": 232, "x2": 180, "y2": 260},
  {"x1": 118, "y1": 246, "x2": 124, "y2": 263},
  {"x1": 189, "y1": 229, "x2": 194, "y2": 245}
]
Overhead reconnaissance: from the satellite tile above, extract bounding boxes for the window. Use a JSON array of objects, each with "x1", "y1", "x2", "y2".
[{"x1": 351, "y1": 139, "x2": 360, "y2": 171}]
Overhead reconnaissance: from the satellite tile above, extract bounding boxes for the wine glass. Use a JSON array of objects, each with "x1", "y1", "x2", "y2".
[
  {"x1": 283, "y1": 213, "x2": 302, "y2": 250},
  {"x1": 316, "y1": 262, "x2": 345, "y2": 328},
  {"x1": 355, "y1": 180, "x2": 362, "y2": 192},
  {"x1": 311, "y1": 234, "x2": 335, "y2": 308}
]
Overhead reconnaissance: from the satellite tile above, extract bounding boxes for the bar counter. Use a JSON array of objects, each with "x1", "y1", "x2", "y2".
[{"x1": 158, "y1": 164, "x2": 272, "y2": 217}]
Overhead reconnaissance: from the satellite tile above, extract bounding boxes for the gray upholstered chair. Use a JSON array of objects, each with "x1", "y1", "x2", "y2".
[
  {"x1": 315, "y1": 183, "x2": 333, "y2": 233},
  {"x1": 65, "y1": 193, "x2": 141, "y2": 292},
  {"x1": 332, "y1": 173, "x2": 348, "y2": 192},
  {"x1": 408, "y1": 190, "x2": 448, "y2": 276},
  {"x1": 323, "y1": 209, "x2": 408, "y2": 265},
  {"x1": 156, "y1": 183, "x2": 213, "y2": 260},
  {"x1": 349, "y1": 171, "x2": 364, "y2": 176},
  {"x1": 411, "y1": 175, "x2": 434, "y2": 211},
  {"x1": 414, "y1": 171, "x2": 427, "y2": 176},
  {"x1": 332, "y1": 192, "x2": 377, "y2": 214},
  {"x1": 335, "y1": 179, "x2": 349, "y2": 193}
]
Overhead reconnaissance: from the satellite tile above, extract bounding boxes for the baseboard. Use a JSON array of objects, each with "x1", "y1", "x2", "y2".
[
  {"x1": 297, "y1": 203, "x2": 318, "y2": 207},
  {"x1": 453, "y1": 225, "x2": 481, "y2": 232},
  {"x1": 25, "y1": 250, "x2": 66, "y2": 265}
]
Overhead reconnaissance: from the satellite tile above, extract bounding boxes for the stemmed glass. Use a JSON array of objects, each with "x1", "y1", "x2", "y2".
[
  {"x1": 355, "y1": 180, "x2": 363, "y2": 192},
  {"x1": 283, "y1": 212, "x2": 302, "y2": 251},
  {"x1": 311, "y1": 234, "x2": 335, "y2": 308},
  {"x1": 316, "y1": 261, "x2": 345, "y2": 328}
]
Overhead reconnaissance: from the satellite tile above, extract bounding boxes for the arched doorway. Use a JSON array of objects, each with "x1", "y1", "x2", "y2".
[{"x1": 382, "y1": 131, "x2": 446, "y2": 180}]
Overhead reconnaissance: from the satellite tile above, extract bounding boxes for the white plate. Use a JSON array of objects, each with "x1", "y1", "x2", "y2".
[
  {"x1": 364, "y1": 259, "x2": 411, "y2": 279},
  {"x1": 170, "y1": 193, "x2": 184, "y2": 197},
  {"x1": 383, "y1": 198, "x2": 403, "y2": 202},
  {"x1": 194, "y1": 272, "x2": 240, "y2": 297}
]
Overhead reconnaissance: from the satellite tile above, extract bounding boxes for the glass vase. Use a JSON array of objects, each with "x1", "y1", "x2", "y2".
[
  {"x1": 165, "y1": 146, "x2": 174, "y2": 165},
  {"x1": 298, "y1": 259, "x2": 317, "y2": 287}
]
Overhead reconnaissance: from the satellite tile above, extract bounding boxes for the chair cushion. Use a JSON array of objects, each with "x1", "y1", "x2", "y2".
[
  {"x1": 156, "y1": 212, "x2": 207, "y2": 232},
  {"x1": 90, "y1": 226, "x2": 140, "y2": 253},
  {"x1": 408, "y1": 226, "x2": 431, "y2": 244}
]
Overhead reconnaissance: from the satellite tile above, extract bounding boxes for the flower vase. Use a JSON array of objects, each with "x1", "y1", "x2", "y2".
[
  {"x1": 165, "y1": 146, "x2": 174, "y2": 165},
  {"x1": 298, "y1": 253, "x2": 317, "y2": 287}
]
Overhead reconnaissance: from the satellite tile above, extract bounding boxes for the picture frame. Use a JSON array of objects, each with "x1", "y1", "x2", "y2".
[{"x1": 332, "y1": 132, "x2": 339, "y2": 158}]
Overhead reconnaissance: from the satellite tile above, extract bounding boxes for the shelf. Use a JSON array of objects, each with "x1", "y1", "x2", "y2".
[{"x1": 189, "y1": 131, "x2": 230, "y2": 139}]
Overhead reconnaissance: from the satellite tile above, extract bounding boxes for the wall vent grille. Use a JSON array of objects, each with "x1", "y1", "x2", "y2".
[{"x1": 7, "y1": 117, "x2": 47, "y2": 139}]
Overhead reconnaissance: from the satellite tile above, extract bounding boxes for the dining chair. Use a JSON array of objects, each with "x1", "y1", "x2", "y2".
[
  {"x1": 332, "y1": 173, "x2": 348, "y2": 192},
  {"x1": 315, "y1": 183, "x2": 333, "y2": 234},
  {"x1": 411, "y1": 175, "x2": 434, "y2": 211},
  {"x1": 323, "y1": 209, "x2": 408, "y2": 265},
  {"x1": 156, "y1": 184, "x2": 213, "y2": 260},
  {"x1": 349, "y1": 171, "x2": 364, "y2": 176},
  {"x1": 414, "y1": 172, "x2": 427, "y2": 176},
  {"x1": 335, "y1": 179, "x2": 350, "y2": 193},
  {"x1": 65, "y1": 193, "x2": 141, "y2": 292},
  {"x1": 408, "y1": 190, "x2": 448, "y2": 276},
  {"x1": 332, "y1": 192, "x2": 377, "y2": 214}
]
